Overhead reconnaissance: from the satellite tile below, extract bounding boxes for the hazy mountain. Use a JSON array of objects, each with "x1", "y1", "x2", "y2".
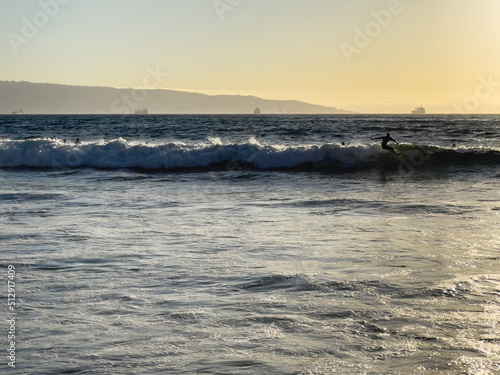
[{"x1": 0, "y1": 81, "x2": 353, "y2": 115}]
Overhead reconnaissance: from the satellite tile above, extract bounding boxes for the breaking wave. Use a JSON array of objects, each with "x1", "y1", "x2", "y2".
[{"x1": 0, "y1": 138, "x2": 498, "y2": 172}]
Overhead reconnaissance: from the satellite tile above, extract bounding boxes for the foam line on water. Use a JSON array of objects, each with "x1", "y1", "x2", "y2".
[{"x1": 0, "y1": 138, "x2": 498, "y2": 171}]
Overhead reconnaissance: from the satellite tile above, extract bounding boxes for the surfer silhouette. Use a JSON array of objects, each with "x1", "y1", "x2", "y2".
[{"x1": 372, "y1": 133, "x2": 399, "y2": 155}]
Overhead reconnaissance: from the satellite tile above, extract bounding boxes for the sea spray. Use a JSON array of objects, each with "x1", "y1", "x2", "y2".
[{"x1": 0, "y1": 138, "x2": 498, "y2": 171}]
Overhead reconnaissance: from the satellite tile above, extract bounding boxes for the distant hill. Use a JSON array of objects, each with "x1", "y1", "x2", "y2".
[{"x1": 0, "y1": 81, "x2": 353, "y2": 115}]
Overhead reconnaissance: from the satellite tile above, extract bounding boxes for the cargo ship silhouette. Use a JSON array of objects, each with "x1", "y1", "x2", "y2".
[{"x1": 411, "y1": 106, "x2": 425, "y2": 115}]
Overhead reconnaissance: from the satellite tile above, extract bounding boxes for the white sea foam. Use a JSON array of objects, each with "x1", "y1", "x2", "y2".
[
  {"x1": 2, "y1": 115, "x2": 500, "y2": 375},
  {"x1": 0, "y1": 138, "x2": 397, "y2": 170},
  {"x1": 0, "y1": 138, "x2": 498, "y2": 171}
]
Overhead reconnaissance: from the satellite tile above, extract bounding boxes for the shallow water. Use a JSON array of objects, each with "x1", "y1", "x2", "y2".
[{"x1": 1, "y1": 115, "x2": 499, "y2": 374}]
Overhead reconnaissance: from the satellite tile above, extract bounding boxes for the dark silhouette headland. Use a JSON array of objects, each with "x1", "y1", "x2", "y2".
[{"x1": 0, "y1": 81, "x2": 355, "y2": 115}]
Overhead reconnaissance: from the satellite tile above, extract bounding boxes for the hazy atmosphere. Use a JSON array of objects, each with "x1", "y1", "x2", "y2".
[
  {"x1": 1, "y1": 0, "x2": 500, "y2": 113},
  {"x1": 2, "y1": 2, "x2": 500, "y2": 374}
]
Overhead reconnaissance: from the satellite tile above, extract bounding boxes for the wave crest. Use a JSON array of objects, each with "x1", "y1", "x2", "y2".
[{"x1": 0, "y1": 138, "x2": 498, "y2": 171}]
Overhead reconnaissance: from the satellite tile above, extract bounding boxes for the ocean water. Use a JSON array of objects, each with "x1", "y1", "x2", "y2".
[{"x1": 1, "y1": 114, "x2": 499, "y2": 374}]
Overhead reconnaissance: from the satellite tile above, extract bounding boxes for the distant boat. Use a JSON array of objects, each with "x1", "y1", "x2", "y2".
[
  {"x1": 12, "y1": 110, "x2": 24, "y2": 114},
  {"x1": 411, "y1": 106, "x2": 425, "y2": 115},
  {"x1": 135, "y1": 108, "x2": 148, "y2": 115},
  {"x1": 253, "y1": 107, "x2": 261, "y2": 115}
]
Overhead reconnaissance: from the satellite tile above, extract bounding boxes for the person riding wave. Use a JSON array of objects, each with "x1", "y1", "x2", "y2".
[{"x1": 372, "y1": 133, "x2": 399, "y2": 155}]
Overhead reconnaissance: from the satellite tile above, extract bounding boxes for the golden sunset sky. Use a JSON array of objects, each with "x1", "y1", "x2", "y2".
[{"x1": 1, "y1": 0, "x2": 499, "y2": 113}]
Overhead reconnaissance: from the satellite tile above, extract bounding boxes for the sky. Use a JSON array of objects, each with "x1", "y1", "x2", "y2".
[{"x1": 1, "y1": 0, "x2": 500, "y2": 113}]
